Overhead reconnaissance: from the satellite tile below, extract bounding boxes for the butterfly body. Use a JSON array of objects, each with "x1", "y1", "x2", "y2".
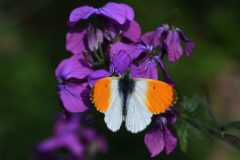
[
  {"x1": 91, "y1": 72, "x2": 177, "y2": 133},
  {"x1": 118, "y1": 72, "x2": 135, "y2": 119}
]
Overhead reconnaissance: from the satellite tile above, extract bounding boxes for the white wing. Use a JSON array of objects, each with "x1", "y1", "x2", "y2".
[
  {"x1": 104, "y1": 78, "x2": 123, "y2": 132},
  {"x1": 125, "y1": 80, "x2": 152, "y2": 133}
]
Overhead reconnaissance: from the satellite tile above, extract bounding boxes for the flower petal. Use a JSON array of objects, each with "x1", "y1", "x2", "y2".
[
  {"x1": 69, "y1": 6, "x2": 97, "y2": 25},
  {"x1": 88, "y1": 69, "x2": 111, "y2": 88},
  {"x1": 142, "y1": 24, "x2": 168, "y2": 47},
  {"x1": 119, "y1": 3, "x2": 134, "y2": 21},
  {"x1": 98, "y1": 2, "x2": 128, "y2": 25},
  {"x1": 66, "y1": 29, "x2": 87, "y2": 54},
  {"x1": 164, "y1": 30, "x2": 183, "y2": 62},
  {"x1": 176, "y1": 28, "x2": 195, "y2": 56},
  {"x1": 87, "y1": 25, "x2": 103, "y2": 51},
  {"x1": 64, "y1": 134, "x2": 84, "y2": 157},
  {"x1": 59, "y1": 84, "x2": 90, "y2": 112},
  {"x1": 110, "y1": 42, "x2": 145, "y2": 59},
  {"x1": 131, "y1": 59, "x2": 158, "y2": 79},
  {"x1": 164, "y1": 127, "x2": 177, "y2": 154},
  {"x1": 144, "y1": 127, "x2": 165, "y2": 157},
  {"x1": 123, "y1": 20, "x2": 141, "y2": 42},
  {"x1": 56, "y1": 54, "x2": 92, "y2": 80},
  {"x1": 111, "y1": 50, "x2": 131, "y2": 74}
]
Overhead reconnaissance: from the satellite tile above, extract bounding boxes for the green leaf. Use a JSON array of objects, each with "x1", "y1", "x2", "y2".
[
  {"x1": 175, "y1": 119, "x2": 189, "y2": 152},
  {"x1": 181, "y1": 96, "x2": 208, "y2": 117}
]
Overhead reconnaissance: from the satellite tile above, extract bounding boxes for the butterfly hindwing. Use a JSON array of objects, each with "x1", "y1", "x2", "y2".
[
  {"x1": 91, "y1": 77, "x2": 123, "y2": 132},
  {"x1": 125, "y1": 80, "x2": 152, "y2": 133}
]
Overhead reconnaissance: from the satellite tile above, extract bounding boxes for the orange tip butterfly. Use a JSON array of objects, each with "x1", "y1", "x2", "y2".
[{"x1": 91, "y1": 72, "x2": 177, "y2": 133}]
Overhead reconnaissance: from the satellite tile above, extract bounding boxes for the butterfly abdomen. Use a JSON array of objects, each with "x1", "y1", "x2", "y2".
[{"x1": 118, "y1": 73, "x2": 135, "y2": 118}]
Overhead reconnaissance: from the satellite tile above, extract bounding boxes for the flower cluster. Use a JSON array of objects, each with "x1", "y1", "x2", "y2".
[
  {"x1": 36, "y1": 113, "x2": 107, "y2": 160},
  {"x1": 48, "y1": 1, "x2": 194, "y2": 158}
]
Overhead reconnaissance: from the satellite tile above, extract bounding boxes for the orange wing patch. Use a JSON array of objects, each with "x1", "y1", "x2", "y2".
[
  {"x1": 91, "y1": 77, "x2": 111, "y2": 113},
  {"x1": 146, "y1": 79, "x2": 177, "y2": 114}
]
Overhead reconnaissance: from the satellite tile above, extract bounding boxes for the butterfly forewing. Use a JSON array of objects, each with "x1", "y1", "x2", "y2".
[
  {"x1": 91, "y1": 77, "x2": 123, "y2": 132},
  {"x1": 145, "y1": 79, "x2": 177, "y2": 114}
]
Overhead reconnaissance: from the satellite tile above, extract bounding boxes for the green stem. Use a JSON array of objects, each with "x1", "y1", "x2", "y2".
[
  {"x1": 182, "y1": 115, "x2": 240, "y2": 150},
  {"x1": 93, "y1": 50, "x2": 102, "y2": 62}
]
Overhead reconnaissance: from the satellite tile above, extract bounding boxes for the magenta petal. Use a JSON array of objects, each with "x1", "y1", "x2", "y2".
[
  {"x1": 38, "y1": 137, "x2": 63, "y2": 152},
  {"x1": 176, "y1": 28, "x2": 195, "y2": 56},
  {"x1": 164, "y1": 128, "x2": 177, "y2": 154},
  {"x1": 131, "y1": 59, "x2": 158, "y2": 79},
  {"x1": 64, "y1": 134, "x2": 84, "y2": 157},
  {"x1": 119, "y1": 3, "x2": 134, "y2": 21},
  {"x1": 111, "y1": 51, "x2": 131, "y2": 74},
  {"x1": 99, "y1": 2, "x2": 128, "y2": 25},
  {"x1": 164, "y1": 31, "x2": 183, "y2": 62},
  {"x1": 144, "y1": 127, "x2": 165, "y2": 157},
  {"x1": 141, "y1": 31, "x2": 155, "y2": 45},
  {"x1": 88, "y1": 69, "x2": 111, "y2": 88},
  {"x1": 110, "y1": 42, "x2": 145, "y2": 59},
  {"x1": 69, "y1": 6, "x2": 97, "y2": 24},
  {"x1": 55, "y1": 59, "x2": 68, "y2": 80},
  {"x1": 185, "y1": 41, "x2": 195, "y2": 56},
  {"x1": 56, "y1": 54, "x2": 92, "y2": 80},
  {"x1": 66, "y1": 29, "x2": 87, "y2": 54},
  {"x1": 123, "y1": 20, "x2": 141, "y2": 42},
  {"x1": 59, "y1": 85, "x2": 90, "y2": 112}
]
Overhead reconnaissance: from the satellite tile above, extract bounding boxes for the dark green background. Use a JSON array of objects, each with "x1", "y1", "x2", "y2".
[{"x1": 0, "y1": 0, "x2": 239, "y2": 159}]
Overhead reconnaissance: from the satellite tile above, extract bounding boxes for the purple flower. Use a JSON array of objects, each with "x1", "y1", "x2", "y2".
[
  {"x1": 144, "y1": 110, "x2": 177, "y2": 157},
  {"x1": 69, "y1": 2, "x2": 134, "y2": 27},
  {"x1": 38, "y1": 114, "x2": 108, "y2": 159},
  {"x1": 55, "y1": 54, "x2": 93, "y2": 112},
  {"x1": 142, "y1": 24, "x2": 195, "y2": 62},
  {"x1": 110, "y1": 41, "x2": 175, "y2": 85}
]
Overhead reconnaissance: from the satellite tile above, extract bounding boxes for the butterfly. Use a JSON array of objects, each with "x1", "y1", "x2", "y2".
[{"x1": 91, "y1": 71, "x2": 177, "y2": 133}]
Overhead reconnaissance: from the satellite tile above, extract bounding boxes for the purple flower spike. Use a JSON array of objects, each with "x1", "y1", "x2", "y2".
[
  {"x1": 131, "y1": 58, "x2": 158, "y2": 79},
  {"x1": 38, "y1": 115, "x2": 84, "y2": 157},
  {"x1": 69, "y1": 2, "x2": 134, "y2": 27},
  {"x1": 38, "y1": 114, "x2": 108, "y2": 159},
  {"x1": 66, "y1": 29, "x2": 87, "y2": 54},
  {"x1": 144, "y1": 112, "x2": 177, "y2": 157},
  {"x1": 55, "y1": 55, "x2": 93, "y2": 112}
]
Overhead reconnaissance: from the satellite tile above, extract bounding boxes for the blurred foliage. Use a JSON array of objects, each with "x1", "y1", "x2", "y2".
[{"x1": 0, "y1": 0, "x2": 240, "y2": 160}]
